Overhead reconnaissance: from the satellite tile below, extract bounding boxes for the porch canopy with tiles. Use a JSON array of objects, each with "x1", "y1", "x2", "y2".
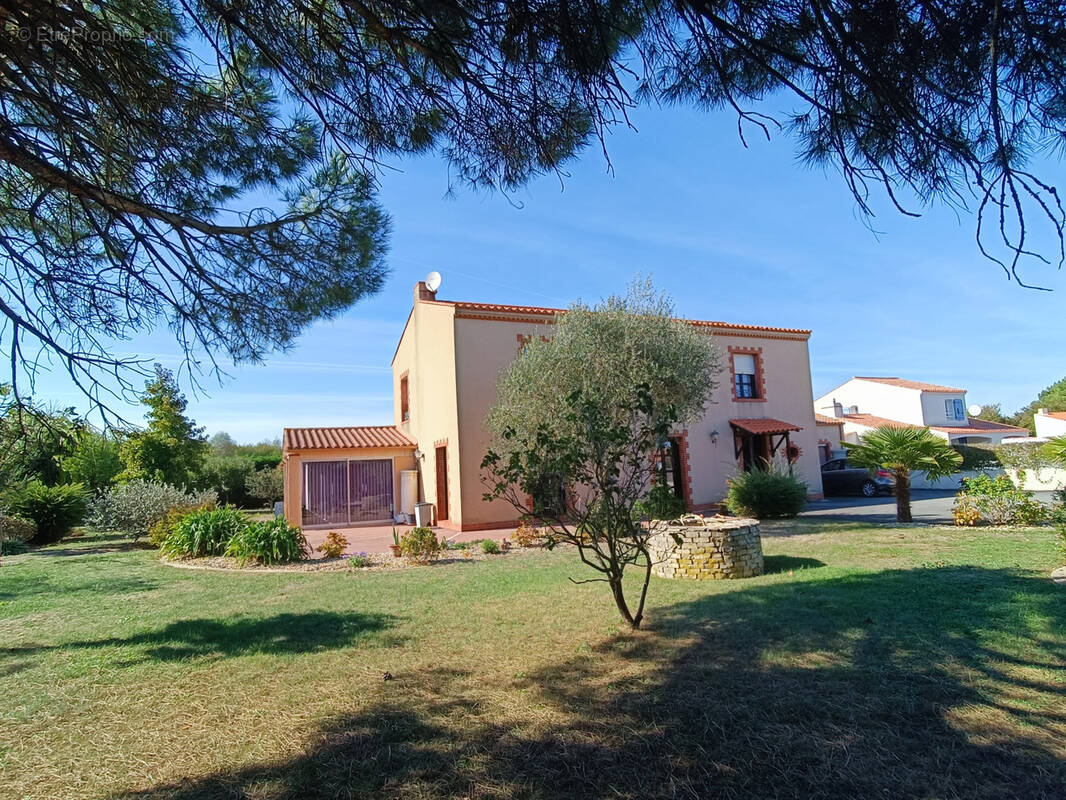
[{"x1": 729, "y1": 418, "x2": 803, "y2": 472}]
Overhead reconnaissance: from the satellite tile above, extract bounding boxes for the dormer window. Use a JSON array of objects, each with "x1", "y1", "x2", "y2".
[{"x1": 944, "y1": 398, "x2": 965, "y2": 420}]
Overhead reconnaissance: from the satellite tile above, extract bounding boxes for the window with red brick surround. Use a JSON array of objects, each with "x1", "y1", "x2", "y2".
[
  {"x1": 400, "y1": 372, "x2": 410, "y2": 421},
  {"x1": 728, "y1": 346, "x2": 766, "y2": 403}
]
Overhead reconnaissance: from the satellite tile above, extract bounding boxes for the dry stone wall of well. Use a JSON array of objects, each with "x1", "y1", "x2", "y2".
[{"x1": 649, "y1": 516, "x2": 764, "y2": 580}]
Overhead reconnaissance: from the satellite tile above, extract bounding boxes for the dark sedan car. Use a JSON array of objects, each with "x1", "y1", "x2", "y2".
[{"x1": 820, "y1": 458, "x2": 895, "y2": 497}]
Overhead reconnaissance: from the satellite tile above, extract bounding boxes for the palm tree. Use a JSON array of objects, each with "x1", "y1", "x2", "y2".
[
  {"x1": 1042, "y1": 436, "x2": 1066, "y2": 466},
  {"x1": 845, "y1": 426, "x2": 963, "y2": 523}
]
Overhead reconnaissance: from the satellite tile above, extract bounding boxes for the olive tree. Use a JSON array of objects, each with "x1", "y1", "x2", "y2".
[{"x1": 482, "y1": 280, "x2": 719, "y2": 628}]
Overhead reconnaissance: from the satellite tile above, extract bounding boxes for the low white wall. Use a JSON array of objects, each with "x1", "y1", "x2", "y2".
[
  {"x1": 910, "y1": 467, "x2": 1066, "y2": 492},
  {"x1": 911, "y1": 469, "x2": 988, "y2": 490},
  {"x1": 1004, "y1": 467, "x2": 1066, "y2": 492}
]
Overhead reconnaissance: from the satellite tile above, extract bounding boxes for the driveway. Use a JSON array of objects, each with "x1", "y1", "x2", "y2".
[
  {"x1": 802, "y1": 489, "x2": 959, "y2": 524},
  {"x1": 802, "y1": 488, "x2": 1060, "y2": 525}
]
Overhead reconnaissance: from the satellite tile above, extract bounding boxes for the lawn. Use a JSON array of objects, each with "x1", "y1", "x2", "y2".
[{"x1": 1, "y1": 523, "x2": 1063, "y2": 799}]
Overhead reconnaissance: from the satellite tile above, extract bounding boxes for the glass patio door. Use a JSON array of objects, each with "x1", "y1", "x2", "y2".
[{"x1": 302, "y1": 459, "x2": 394, "y2": 526}]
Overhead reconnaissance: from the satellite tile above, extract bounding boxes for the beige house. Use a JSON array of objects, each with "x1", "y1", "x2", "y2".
[
  {"x1": 814, "y1": 377, "x2": 1027, "y2": 445},
  {"x1": 283, "y1": 281, "x2": 826, "y2": 532}
]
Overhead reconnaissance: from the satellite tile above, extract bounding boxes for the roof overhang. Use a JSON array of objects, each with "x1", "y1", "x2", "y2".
[{"x1": 283, "y1": 425, "x2": 416, "y2": 452}]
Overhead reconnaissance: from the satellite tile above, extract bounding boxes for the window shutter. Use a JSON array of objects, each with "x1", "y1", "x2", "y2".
[{"x1": 733, "y1": 354, "x2": 756, "y2": 375}]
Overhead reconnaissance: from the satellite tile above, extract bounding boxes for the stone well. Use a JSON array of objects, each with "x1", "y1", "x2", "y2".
[{"x1": 649, "y1": 515, "x2": 763, "y2": 580}]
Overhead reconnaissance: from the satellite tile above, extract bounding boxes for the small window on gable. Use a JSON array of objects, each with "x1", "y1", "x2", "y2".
[
  {"x1": 732, "y1": 353, "x2": 759, "y2": 399},
  {"x1": 400, "y1": 375, "x2": 410, "y2": 421}
]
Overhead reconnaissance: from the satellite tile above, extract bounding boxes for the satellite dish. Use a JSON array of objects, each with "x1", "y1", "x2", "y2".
[
  {"x1": 425, "y1": 271, "x2": 442, "y2": 292},
  {"x1": 968, "y1": 404, "x2": 982, "y2": 416}
]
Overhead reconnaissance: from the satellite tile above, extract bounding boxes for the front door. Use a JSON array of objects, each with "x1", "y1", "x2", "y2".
[
  {"x1": 735, "y1": 432, "x2": 772, "y2": 471},
  {"x1": 435, "y1": 446, "x2": 449, "y2": 521}
]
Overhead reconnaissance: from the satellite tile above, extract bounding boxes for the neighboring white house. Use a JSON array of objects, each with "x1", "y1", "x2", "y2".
[
  {"x1": 1034, "y1": 409, "x2": 1066, "y2": 439},
  {"x1": 814, "y1": 377, "x2": 1028, "y2": 445}
]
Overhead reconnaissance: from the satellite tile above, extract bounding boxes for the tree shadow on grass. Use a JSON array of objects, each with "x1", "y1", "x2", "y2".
[
  {"x1": 116, "y1": 567, "x2": 1066, "y2": 799},
  {"x1": 2, "y1": 611, "x2": 399, "y2": 663},
  {"x1": 0, "y1": 573, "x2": 159, "y2": 601},
  {"x1": 762, "y1": 554, "x2": 826, "y2": 573},
  {"x1": 18, "y1": 530, "x2": 156, "y2": 558}
]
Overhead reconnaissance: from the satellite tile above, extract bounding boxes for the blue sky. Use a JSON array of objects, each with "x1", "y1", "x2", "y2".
[{"x1": 33, "y1": 104, "x2": 1066, "y2": 441}]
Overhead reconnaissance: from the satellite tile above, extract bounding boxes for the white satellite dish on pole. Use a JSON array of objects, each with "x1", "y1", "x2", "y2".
[
  {"x1": 425, "y1": 271, "x2": 442, "y2": 292},
  {"x1": 968, "y1": 404, "x2": 982, "y2": 416}
]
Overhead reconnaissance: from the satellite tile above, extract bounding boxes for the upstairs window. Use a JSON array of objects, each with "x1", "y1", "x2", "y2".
[
  {"x1": 732, "y1": 353, "x2": 760, "y2": 399},
  {"x1": 400, "y1": 375, "x2": 410, "y2": 421},
  {"x1": 944, "y1": 398, "x2": 965, "y2": 420}
]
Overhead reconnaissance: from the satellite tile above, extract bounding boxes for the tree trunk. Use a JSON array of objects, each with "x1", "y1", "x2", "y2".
[
  {"x1": 609, "y1": 577, "x2": 638, "y2": 629},
  {"x1": 896, "y1": 469, "x2": 912, "y2": 523},
  {"x1": 629, "y1": 555, "x2": 654, "y2": 630}
]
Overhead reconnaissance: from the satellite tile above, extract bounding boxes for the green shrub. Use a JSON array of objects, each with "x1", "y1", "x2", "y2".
[
  {"x1": 246, "y1": 465, "x2": 284, "y2": 505},
  {"x1": 60, "y1": 431, "x2": 123, "y2": 492},
  {"x1": 225, "y1": 519, "x2": 308, "y2": 565},
  {"x1": 399, "y1": 526, "x2": 442, "y2": 563},
  {"x1": 0, "y1": 514, "x2": 37, "y2": 544},
  {"x1": 1, "y1": 539, "x2": 29, "y2": 556},
  {"x1": 952, "y1": 444, "x2": 1002, "y2": 471},
  {"x1": 87, "y1": 480, "x2": 217, "y2": 539},
  {"x1": 632, "y1": 483, "x2": 688, "y2": 521},
  {"x1": 480, "y1": 539, "x2": 501, "y2": 554},
  {"x1": 959, "y1": 473, "x2": 1048, "y2": 525},
  {"x1": 147, "y1": 503, "x2": 212, "y2": 548},
  {"x1": 200, "y1": 454, "x2": 259, "y2": 507},
  {"x1": 6, "y1": 482, "x2": 88, "y2": 544},
  {"x1": 160, "y1": 507, "x2": 246, "y2": 558},
  {"x1": 725, "y1": 468, "x2": 808, "y2": 519}
]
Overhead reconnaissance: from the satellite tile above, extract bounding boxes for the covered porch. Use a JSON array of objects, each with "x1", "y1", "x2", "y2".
[{"x1": 730, "y1": 417, "x2": 803, "y2": 471}]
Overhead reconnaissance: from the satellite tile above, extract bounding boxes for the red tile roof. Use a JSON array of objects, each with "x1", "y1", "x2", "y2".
[
  {"x1": 730, "y1": 418, "x2": 804, "y2": 435},
  {"x1": 1042, "y1": 411, "x2": 1066, "y2": 421},
  {"x1": 815, "y1": 414, "x2": 844, "y2": 426},
  {"x1": 840, "y1": 413, "x2": 1027, "y2": 435},
  {"x1": 854, "y1": 377, "x2": 966, "y2": 393},
  {"x1": 284, "y1": 426, "x2": 415, "y2": 451},
  {"x1": 434, "y1": 299, "x2": 810, "y2": 336}
]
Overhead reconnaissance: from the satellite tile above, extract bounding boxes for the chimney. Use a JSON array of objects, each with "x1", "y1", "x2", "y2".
[
  {"x1": 415, "y1": 281, "x2": 436, "y2": 303},
  {"x1": 1038, "y1": 407, "x2": 1048, "y2": 416},
  {"x1": 833, "y1": 401, "x2": 843, "y2": 418}
]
